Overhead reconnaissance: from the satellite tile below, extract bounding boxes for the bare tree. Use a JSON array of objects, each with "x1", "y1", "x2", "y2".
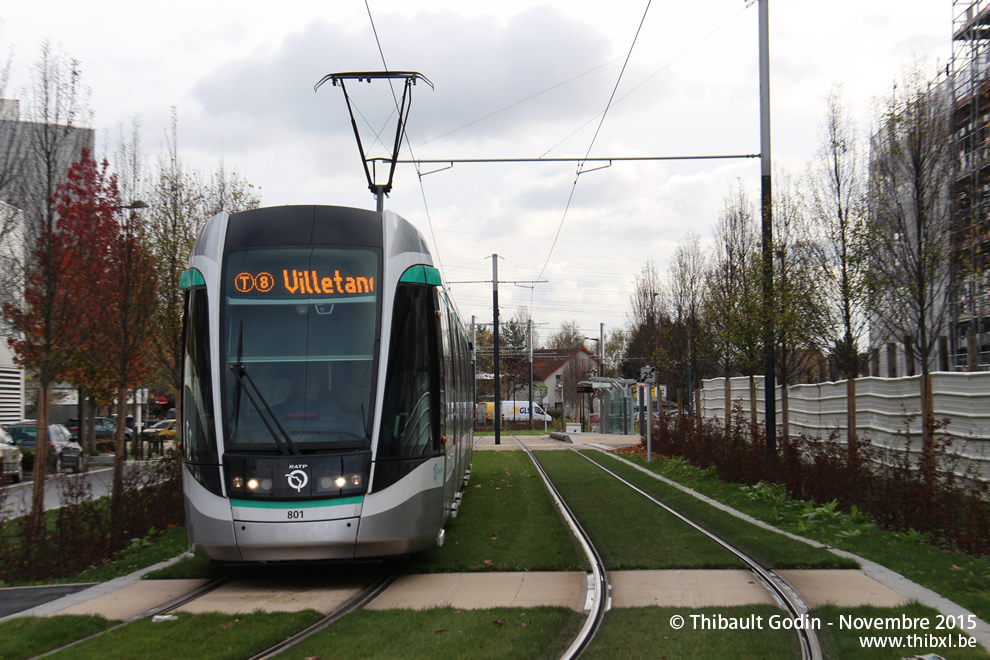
[
  {"x1": 203, "y1": 156, "x2": 261, "y2": 217},
  {"x1": 601, "y1": 329, "x2": 627, "y2": 378},
  {"x1": 498, "y1": 306, "x2": 530, "y2": 400},
  {"x1": 545, "y1": 320, "x2": 585, "y2": 350},
  {"x1": 0, "y1": 41, "x2": 27, "y2": 262},
  {"x1": 146, "y1": 109, "x2": 262, "y2": 434},
  {"x1": 667, "y1": 232, "x2": 710, "y2": 411},
  {"x1": 704, "y1": 183, "x2": 760, "y2": 434},
  {"x1": 147, "y1": 110, "x2": 201, "y2": 441},
  {"x1": 864, "y1": 67, "x2": 954, "y2": 482},
  {"x1": 772, "y1": 172, "x2": 829, "y2": 438},
  {"x1": 807, "y1": 89, "x2": 871, "y2": 460},
  {"x1": 622, "y1": 259, "x2": 666, "y2": 380},
  {"x1": 0, "y1": 44, "x2": 90, "y2": 533}
]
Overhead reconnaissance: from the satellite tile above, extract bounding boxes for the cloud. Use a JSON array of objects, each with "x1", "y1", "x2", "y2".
[{"x1": 190, "y1": 7, "x2": 613, "y2": 157}]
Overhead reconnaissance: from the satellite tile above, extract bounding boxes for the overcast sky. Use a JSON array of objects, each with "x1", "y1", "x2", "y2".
[{"x1": 2, "y1": 1, "x2": 951, "y2": 344}]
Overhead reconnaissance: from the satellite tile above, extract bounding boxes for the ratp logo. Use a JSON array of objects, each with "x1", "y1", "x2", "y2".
[{"x1": 285, "y1": 469, "x2": 309, "y2": 492}]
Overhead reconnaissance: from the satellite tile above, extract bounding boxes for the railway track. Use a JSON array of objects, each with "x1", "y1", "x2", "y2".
[
  {"x1": 248, "y1": 567, "x2": 400, "y2": 660},
  {"x1": 29, "y1": 563, "x2": 400, "y2": 660},
  {"x1": 32, "y1": 571, "x2": 243, "y2": 658},
  {"x1": 510, "y1": 433, "x2": 823, "y2": 660}
]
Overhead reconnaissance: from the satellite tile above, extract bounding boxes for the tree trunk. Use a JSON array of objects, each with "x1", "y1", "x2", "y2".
[
  {"x1": 920, "y1": 371, "x2": 936, "y2": 487},
  {"x1": 724, "y1": 376, "x2": 732, "y2": 438},
  {"x1": 109, "y1": 386, "x2": 129, "y2": 551},
  {"x1": 781, "y1": 383, "x2": 790, "y2": 442},
  {"x1": 749, "y1": 374, "x2": 757, "y2": 438},
  {"x1": 695, "y1": 387, "x2": 702, "y2": 428},
  {"x1": 28, "y1": 385, "x2": 51, "y2": 537},
  {"x1": 847, "y1": 376, "x2": 858, "y2": 466}
]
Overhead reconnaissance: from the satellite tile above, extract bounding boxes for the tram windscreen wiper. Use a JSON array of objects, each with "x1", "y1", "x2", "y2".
[{"x1": 229, "y1": 364, "x2": 300, "y2": 456}]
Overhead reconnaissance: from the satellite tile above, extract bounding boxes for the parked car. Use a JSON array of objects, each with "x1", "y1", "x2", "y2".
[
  {"x1": 7, "y1": 421, "x2": 85, "y2": 473},
  {"x1": 66, "y1": 417, "x2": 133, "y2": 441},
  {"x1": 0, "y1": 426, "x2": 23, "y2": 483},
  {"x1": 142, "y1": 419, "x2": 177, "y2": 441}
]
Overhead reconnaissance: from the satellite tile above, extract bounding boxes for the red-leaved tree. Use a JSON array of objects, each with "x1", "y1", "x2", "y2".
[
  {"x1": 103, "y1": 196, "x2": 158, "y2": 550},
  {"x1": 3, "y1": 150, "x2": 116, "y2": 535}
]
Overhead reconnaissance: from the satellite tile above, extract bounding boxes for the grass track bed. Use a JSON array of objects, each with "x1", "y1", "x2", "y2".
[
  {"x1": 582, "y1": 605, "x2": 798, "y2": 659},
  {"x1": 406, "y1": 450, "x2": 586, "y2": 573},
  {"x1": 582, "y1": 451, "x2": 856, "y2": 569},
  {"x1": 0, "y1": 611, "x2": 322, "y2": 660},
  {"x1": 0, "y1": 615, "x2": 113, "y2": 659},
  {"x1": 534, "y1": 450, "x2": 743, "y2": 570},
  {"x1": 272, "y1": 607, "x2": 584, "y2": 659}
]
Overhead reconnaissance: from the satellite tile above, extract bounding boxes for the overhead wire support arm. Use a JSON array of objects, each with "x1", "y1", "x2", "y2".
[
  {"x1": 389, "y1": 154, "x2": 759, "y2": 165},
  {"x1": 385, "y1": 153, "x2": 760, "y2": 177},
  {"x1": 315, "y1": 71, "x2": 434, "y2": 203}
]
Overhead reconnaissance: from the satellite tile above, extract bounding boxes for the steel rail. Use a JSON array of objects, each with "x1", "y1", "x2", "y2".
[
  {"x1": 249, "y1": 567, "x2": 400, "y2": 660},
  {"x1": 572, "y1": 447, "x2": 822, "y2": 660},
  {"x1": 509, "y1": 434, "x2": 610, "y2": 659},
  {"x1": 31, "y1": 570, "x2": 243, "y2": 659}
]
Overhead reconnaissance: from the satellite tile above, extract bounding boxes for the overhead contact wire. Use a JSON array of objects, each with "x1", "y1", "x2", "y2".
[{"x1": 532, "y1": 0, "x2": 653, "y2": 314}]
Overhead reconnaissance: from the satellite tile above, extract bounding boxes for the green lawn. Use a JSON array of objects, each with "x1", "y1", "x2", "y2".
[
  {"x1": 273, "y1": 607, "x2": 583, "y2": 660},
  {"x1": 579, "y1": 450, "x2": 856, "y2": 569},
  {"x1": 613, "y1": 449, "x2": 990, "y2": 623},
  {"x1": 406, "y1": 450, "x2": 587, "y2": 573}
]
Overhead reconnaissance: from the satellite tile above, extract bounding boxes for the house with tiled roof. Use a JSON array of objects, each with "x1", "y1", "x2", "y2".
[{"x1": 532, "y1": 346, "x2": 600, "y2": 418}]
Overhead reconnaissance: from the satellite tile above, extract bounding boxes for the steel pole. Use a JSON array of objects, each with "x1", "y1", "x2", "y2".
[
  {"x1": 759, "y1": 0, "x2": 776, "y2": 461},
  {"x1": 528, "y1": 318, "x2": 534, "y2": 429},
  {"x1": 493, "y1": 254, "x2": 500, "y2": 446}
]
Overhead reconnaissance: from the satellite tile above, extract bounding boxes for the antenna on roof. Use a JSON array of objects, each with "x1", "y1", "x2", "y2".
[{"x1": 315, "y1": 71, "x2": 434, "y2": 212}]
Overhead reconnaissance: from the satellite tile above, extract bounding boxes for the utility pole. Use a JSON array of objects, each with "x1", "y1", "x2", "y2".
[
  {"x1": 493, "y1": 254, "x2": 500, "y2": 446},
  {"x1": 599, "y1": 322, "x2": 604, "y2": 377},
  {"x1": 528, "y1": 318, "x2": 534, "y2": 429},
  {"x1": 758, "y1": 0, "x2": 776, "y2": 461},
  {"x1": 471, "y1": 315, "x2": 477, "y2": 427}
]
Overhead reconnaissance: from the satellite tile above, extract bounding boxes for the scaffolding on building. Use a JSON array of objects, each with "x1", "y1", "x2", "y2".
[{"x1": 950, "y1": 0, "x2": 990, "y2": 370}]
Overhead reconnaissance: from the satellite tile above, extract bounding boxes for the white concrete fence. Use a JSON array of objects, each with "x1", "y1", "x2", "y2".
[{"x1": 698, "y1": 372, "x2": 990, "y2": 479}]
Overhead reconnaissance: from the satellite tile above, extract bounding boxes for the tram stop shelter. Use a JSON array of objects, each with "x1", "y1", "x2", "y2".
[{"x1": 578, "y1": 377, "x2": 637, "y2": 435}]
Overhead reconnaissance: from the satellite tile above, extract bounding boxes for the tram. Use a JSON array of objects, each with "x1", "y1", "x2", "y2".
[{"x1": 179, "y1": 205, "x2": 474, "y2": 561}]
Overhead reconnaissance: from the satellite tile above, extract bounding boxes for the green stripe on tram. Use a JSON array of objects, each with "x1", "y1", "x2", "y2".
[
  {"x1": 179, "y1": 269, "x2": 206, "y2": 290},
  {"x1": 231, "y1": 496, "x2": 364, "y2": 509},
  {"x1": 400, "y1": 265, "x2": 442, "y2": 286}
]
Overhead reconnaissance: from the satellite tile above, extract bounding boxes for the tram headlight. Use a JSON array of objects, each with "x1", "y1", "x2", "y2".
[
  {"x1": 246, "y1": 477, "x2": 273, "y2": 492},
  {"x1": 319, "y1": 476, "x2": 335, "y2": 489},
  {"x1": 351, "y1": 474, "x2": 361, "y2": 487},
  {"x1": 334, "y1": 476, "x2": 347, "y2": 489},
  {"x1": 232, "y1": 477, "x2": 244, "y2": 489}
]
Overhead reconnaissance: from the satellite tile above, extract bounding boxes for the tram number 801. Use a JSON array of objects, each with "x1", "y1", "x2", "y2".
[{"x1": 287, "y1": 510, "x2": 304, "y2": 520}]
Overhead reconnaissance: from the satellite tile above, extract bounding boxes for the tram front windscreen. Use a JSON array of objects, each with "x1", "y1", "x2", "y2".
[{"x1": 221, "y1": 247, "x2": 380, "y2": 451}]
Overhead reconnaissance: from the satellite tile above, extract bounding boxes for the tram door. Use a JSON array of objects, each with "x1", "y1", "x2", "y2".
[{"x1": 438, "y1": 296, "x2": 458, "y2": 519}]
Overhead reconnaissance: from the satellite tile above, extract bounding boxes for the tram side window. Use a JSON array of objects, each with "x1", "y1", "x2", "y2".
[
  {"x1": 183, "y1": 286, "x2": 217, "y2": 465},
  {"x1": 378, "y1": 284, "x2": 440, "y2": 461}
]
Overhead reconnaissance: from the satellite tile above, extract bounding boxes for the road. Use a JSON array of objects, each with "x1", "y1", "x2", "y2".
[{"x1": 0, "y1": 461, "x2": 125, "y2": 519}]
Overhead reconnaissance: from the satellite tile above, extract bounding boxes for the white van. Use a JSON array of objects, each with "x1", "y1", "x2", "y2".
[{"x1": 501, "y1": 401, "x2": 552, "y2": 422}]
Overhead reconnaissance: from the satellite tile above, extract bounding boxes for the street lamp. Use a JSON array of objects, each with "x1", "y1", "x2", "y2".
[{"x1": 584, "y1": 336, "x2": 603, "y2": 377}]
